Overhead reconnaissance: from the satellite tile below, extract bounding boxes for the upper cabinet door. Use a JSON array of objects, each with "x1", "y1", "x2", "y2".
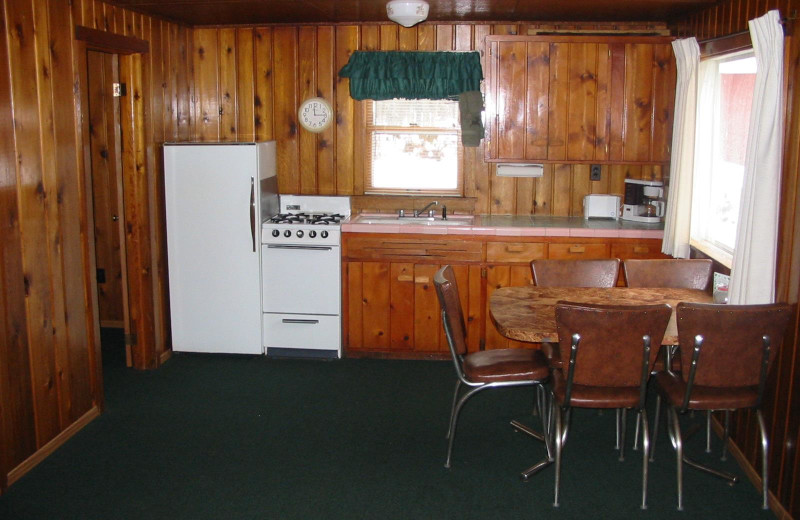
[{"x1": 484, "y1": 35, "x2": 676, "y2": 164}]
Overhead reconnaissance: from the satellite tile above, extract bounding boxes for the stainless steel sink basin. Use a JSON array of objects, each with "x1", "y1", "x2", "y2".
[{"x1": 352, "y1": 214, "x2": 474, "y2": 226}]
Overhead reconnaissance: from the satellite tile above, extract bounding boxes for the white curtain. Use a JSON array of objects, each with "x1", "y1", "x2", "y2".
[
  {"x1": 729, "y1": 10, "x2": 784, "y2": 304},
  {"x1": 662, "y1": 38, "x2": 700, "y2": 258}
]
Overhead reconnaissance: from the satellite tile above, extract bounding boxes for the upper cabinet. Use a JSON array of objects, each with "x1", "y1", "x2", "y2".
[{"x1": 484, "y1": 35, "x2": 676, "y2": 164}]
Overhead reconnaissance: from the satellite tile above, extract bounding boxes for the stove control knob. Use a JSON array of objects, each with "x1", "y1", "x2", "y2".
[
  {"x1": 309, "y1": 230, "x2": 317, "y2": 238},
  {"x1": 271, "y1": 229, "x2": 280, "y2": 238},
  {"x1": 296, "y1": 230, "x2": 304, "y2": 238},
  {"x1": 284, "y1": 230, "x2": 291, "y2": 238},
  {"x1": 321, "y1": 230, "x2": 329, "y2": 239}
]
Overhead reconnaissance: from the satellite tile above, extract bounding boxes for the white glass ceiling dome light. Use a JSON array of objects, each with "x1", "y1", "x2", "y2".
[{"x1": 386, "y1": 0, "x2": 429, "y2": 27}]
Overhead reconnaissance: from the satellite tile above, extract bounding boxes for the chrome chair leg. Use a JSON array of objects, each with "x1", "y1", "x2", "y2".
[
  {"x1": 640, "y1": 410, "x2": 650, "y2": 510},
  {"x1": 757, "y1": 410, "x2": 769, "y2": 510},
  {"x1": 633, "y1": 412, "x2": 641, "y2": 451},
  {"x1": 446, "y1": 379, "x2": 461, "y2": 439},
  {"x1": 649, "y1": 394, "x2": 661, "y2": 462},
  {"x1": 667, "y1": 406, "x2": 684, "y2": 511},
  {"x1": 705, "y1": 410, "x2": 712, "y2": 453},
  {"x1": 444, "y1": 384, "x2": 486, "y2": 469},
  {"x1": 553, "y1": 407, "x2": 565, "y2": 508},
  {"x1": 615, "y1": 408, "x2": 621, "y2": 450},
  {"x1": 721, "y1": 410, "x2": 731, "y2": 461},
  {"x1": 619, "y1": 408, "x2": 627, "y2": 461}
]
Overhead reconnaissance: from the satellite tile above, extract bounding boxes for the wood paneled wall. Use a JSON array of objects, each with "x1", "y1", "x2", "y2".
[
  {"x1": 191, "y1": 21, "x2": 669, "y2": 216},
  {"x1": 0, "y1": 0, "x2": 190, "y2": 491},
  {"x1": 677, "y1": 2, "x2": 800, "y2": 517}
]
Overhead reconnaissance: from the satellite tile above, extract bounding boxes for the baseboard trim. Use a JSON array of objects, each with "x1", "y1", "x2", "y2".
[
  {"x1": 6, "y1": 406, "x2": 100, "y2": 488},
  {"x1": 159, "y1": 349, "x2": 172, "y2": 365},
  {"x1": 711, "y1": 417, "x2": 791, "y2": 519}
]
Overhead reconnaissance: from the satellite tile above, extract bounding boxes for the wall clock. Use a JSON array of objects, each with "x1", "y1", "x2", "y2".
[{"x1": 298, "y1": 97, "x2": 333, "y2": 133}]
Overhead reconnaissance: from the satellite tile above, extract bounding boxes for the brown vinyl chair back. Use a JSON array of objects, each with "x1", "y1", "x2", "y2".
[
  {"x1": 531, "y1": 259, "x2": 620, "y2": 288},
  {"x1": 623, "y1": 258, "x2": 712, "y2": 290},
  {"x1": 434, "y1": 265, "x2": 468, "y2": 357},
  {"x1": 676, "y1": 302, "x2": 793, "y2": 394},
  {"x1": 555, "y1": 302, "x2": 671, "y2": 403}
]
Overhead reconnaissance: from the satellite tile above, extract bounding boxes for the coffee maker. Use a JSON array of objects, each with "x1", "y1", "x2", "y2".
[{"x1": 621, "y1": 179, "x2": 665, "y2": 223}]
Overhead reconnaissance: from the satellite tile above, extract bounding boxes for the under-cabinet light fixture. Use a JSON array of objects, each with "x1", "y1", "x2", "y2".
[{"x1": 386, "y1": 0, "x2": 429, "y2": 27}]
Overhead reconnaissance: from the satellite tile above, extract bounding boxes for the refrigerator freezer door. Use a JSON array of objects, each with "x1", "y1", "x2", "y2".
[{"x1": 164, "y1": 144, "x2": 263, "y2": 354}]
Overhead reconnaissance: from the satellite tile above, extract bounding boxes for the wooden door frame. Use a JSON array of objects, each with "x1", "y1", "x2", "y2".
[{"x1": 75, "y1": 25, "x2": 157, "y2": 383}]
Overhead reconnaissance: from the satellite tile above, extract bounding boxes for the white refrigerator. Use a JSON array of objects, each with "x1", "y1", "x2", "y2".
[{"x1": 164, "y1": 142, "x2": 278, "y2": 354}]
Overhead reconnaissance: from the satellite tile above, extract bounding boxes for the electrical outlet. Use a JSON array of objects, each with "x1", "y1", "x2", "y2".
[{"x1": 590, "y1": 164, "x2": 602, "y2": 181}]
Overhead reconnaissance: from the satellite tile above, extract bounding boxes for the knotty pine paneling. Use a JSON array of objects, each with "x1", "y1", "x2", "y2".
[
  {"x1": 676, "y1": 2, "x2": 800, "y2": 517},
  {"x1": 191, "y1": 22, "x2": 669, "y2": 216},
  {"x1": 0, "y1": 0, "x2": 190, "y2": 492}
]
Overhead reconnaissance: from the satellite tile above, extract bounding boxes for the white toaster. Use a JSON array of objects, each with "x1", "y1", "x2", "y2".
[{"x1": 583, "y1": 194, "x2": 620, "y2": 220}]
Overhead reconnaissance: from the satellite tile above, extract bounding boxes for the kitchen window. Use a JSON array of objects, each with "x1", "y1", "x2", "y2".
[
  {"x1": 690, "y1": 50, "x2": 756, "y2": 266},
  {"x1": 365, "y1": 98, "x2": 463, "y2": 195}
]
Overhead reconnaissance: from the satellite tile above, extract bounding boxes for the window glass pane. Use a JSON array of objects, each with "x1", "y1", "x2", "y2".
[
  {"x1": 371, "y1": 132, "x2": 459, "y2": 190},
  {"x1": 373, "y1": 99, "x2": 458, "y2": 128},
  {"x1": 692, "y1": 52, "x2": 755, "y2": 254}
]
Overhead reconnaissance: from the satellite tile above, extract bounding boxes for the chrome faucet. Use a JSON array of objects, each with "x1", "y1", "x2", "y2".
[{"x1": 414, "y1": 200, "x2": 438, "y2": 217}]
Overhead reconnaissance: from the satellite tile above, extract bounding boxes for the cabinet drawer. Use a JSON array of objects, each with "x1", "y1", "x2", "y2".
[
  {"x1": 344, "y1": 236, "x2": 482, "y2": 262},
  {"x1": 611, "y1": 241, "x2": 668, "y2": 259},
  {"x1": 548, "y1": 243, "x2": 609, "y2": 259},
  {"x1": 486, "y1": 242, "x2": 547, "y2": 263}
]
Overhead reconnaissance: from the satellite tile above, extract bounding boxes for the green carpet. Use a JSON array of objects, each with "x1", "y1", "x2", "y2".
[{"x1": 0, "y1": 330, "x2": 774, "y2": 519}]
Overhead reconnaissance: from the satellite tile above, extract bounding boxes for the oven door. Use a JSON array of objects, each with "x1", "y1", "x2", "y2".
[{"x1": 261, "y1": 243, "x2": 341, "y2": 315}]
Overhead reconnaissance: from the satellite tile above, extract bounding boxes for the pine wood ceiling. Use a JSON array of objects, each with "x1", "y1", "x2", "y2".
[{"x1": 105, "y1": 0, "x2": 718, "y2": 27}]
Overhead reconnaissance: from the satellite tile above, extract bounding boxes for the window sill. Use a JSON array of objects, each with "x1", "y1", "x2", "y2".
[{"x1": 690, "y1": 238, "x2": 733, "y2": 269}]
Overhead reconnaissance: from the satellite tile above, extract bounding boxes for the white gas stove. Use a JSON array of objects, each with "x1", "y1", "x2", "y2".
[{"x1": 260, "y1": 195, "x2": 350, "y2": 358}]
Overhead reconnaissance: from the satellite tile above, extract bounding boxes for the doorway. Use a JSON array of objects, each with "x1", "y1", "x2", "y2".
[{"x1": 86, "y1": 49, "x2": 132, "y2": 369}]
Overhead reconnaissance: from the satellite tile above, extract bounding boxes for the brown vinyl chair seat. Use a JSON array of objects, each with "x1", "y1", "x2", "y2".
[
  {"x1": 551, "y1": 370, "x2": 642, "y2": 409},
  {"x1": 463, "y1": 348, "x2": 549, "y2": 383},
  {"x1": 655, "y1": 371, "x2": 759, "y2": 410}
]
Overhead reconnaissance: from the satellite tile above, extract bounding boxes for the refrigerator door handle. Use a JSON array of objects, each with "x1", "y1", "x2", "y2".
[{"x1": 250, "y1": 177, "x2": 256, "y2": 252}]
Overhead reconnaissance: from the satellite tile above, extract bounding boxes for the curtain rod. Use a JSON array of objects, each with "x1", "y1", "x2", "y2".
[{"x1": 697, "y1": 10, "x2": 796, "y2": 48}]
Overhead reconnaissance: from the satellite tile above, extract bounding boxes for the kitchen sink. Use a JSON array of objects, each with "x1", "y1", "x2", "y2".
[{"x1": 352, "y1": 214, "x2": 475, "y2": 226}]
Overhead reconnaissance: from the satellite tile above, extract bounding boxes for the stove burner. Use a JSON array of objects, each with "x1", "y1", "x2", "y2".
[{"x1": 268, "y1": 212, "x2": 343, "y2": 225}]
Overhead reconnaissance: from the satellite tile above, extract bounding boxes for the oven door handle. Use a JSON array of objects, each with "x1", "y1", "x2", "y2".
[
  {"x1": 282, "y1": 318, "x2": 320, "y2": 324},
  {"x1": 249, "y1": 177, "x2": 256, "y2": 253},
  {"x1": 266, "y1": 244, "x2": 333, "y2": 251}
]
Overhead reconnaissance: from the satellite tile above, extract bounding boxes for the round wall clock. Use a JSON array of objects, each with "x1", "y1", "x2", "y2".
[{"x1": 298, "y1": 97, "x2": 333, "y2": 133}]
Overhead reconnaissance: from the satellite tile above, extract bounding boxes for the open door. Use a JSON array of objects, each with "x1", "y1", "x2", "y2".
[{"x1": 86, "y1": 50, "x2": 132, "y2": 367}]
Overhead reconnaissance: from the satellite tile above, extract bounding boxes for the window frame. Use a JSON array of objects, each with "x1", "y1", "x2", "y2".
[
  {"x1": 688, "y1": 42, "x2": 755, "y2": 269},
  {"x1": 364, "y1": 99, "x2": 464, "y2": 196}
]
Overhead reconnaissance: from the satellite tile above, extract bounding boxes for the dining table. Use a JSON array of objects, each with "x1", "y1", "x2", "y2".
[{"x1": 489, "y1": 286, "x2": 714, "y2": 345}]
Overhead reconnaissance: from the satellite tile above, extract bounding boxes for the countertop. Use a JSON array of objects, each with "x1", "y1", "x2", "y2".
[{"x1": 341, "y1": 215, "x2": 664, "y2": 238}]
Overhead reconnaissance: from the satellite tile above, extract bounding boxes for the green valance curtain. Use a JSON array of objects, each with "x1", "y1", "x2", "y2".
[{"x1": 338, "y1": 51, "x2": 483, "y2": 100}]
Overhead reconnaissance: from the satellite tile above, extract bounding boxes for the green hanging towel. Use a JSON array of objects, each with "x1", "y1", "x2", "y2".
[
  {"x1": 458, "y1": 90, "x2": 484, "y2": 147},
  {"x1": 338, "y1": 51, "x2": 483, "y2": 101}
]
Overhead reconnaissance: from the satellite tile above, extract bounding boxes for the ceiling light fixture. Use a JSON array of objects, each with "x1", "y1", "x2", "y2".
[{"x1": 386, "y1": 0, "x2": 429, "y2": 27}]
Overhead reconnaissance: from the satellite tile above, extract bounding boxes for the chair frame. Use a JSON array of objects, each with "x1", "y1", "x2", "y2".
[
  {"x1": 650, "y1": 303, "x2": 790, "y2": 511},
  {"x1": 435, "y1": 268, "x2": 552, "y2": 471},
  {"x1": 554, "y1": 331, "x2": 654, "y2": 509}
]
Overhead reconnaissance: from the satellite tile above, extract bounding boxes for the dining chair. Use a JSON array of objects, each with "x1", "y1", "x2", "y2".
[
  {"x1": 623, "y1": 258, "x2": 713, "y2": 290},
  {"x1": 434, "y1": 265, "x2": 551, "y2": 469},
  {"x1": 530, "y1": 258, "x2": 627, "y2": 450},
  {"x1": 623, "y1": 258, "x2": 713, "y2": 449},
  {"x1": 650, "y1": 302, "x2": 793, "y2": 510},
  {"x1": 551, "y1": 301, "x2": 672, "y2": 509}
]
